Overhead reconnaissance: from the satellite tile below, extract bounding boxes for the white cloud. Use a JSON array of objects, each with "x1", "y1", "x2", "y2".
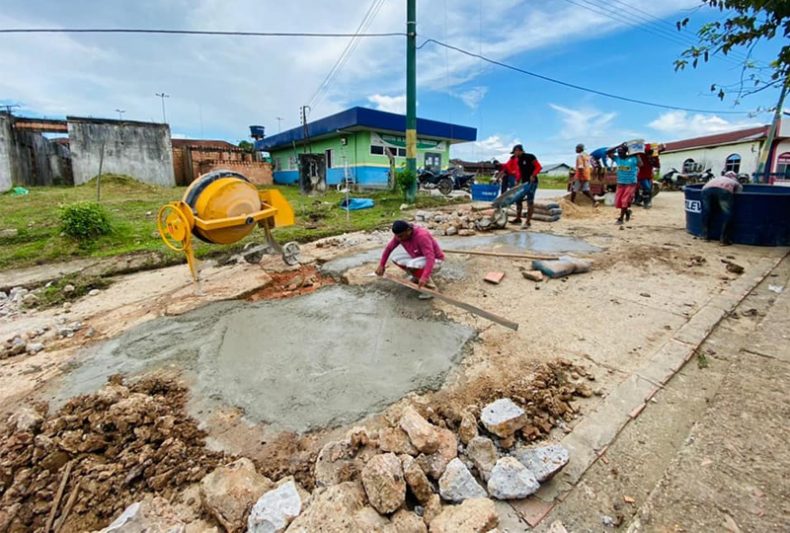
[
  {"x1": 550, "y1": 104, "x2": 618, "y2": 142},
  {"x1": 453, "y1": 86, "x2": 488, "y2": 109},
  {"x1": 450, "y1": 134, "x2": 520, "y2": 162},
  {"x1": 367, "y1": 94, "x2": 407, "y2": 114},
  {"x1": 648, "y1": 111, "x2": 761, "y2": 139}
]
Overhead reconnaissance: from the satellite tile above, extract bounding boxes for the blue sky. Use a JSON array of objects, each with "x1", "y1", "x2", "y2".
[{"x1": 0, "y1": 0, "x2": 784, "y2": 165}]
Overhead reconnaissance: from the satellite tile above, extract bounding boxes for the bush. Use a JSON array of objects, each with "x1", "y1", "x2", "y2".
[
  {"x1": 60, "y1": 202, "x2": 112, "y2": 240},
  {"x1": 395, "y1": 167, "x2": 417, "y2": 200}
]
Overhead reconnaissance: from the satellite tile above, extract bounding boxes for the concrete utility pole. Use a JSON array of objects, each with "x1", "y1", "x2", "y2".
[
  {"x1": 755, "y1": 80, "x2": 789, "y2": 182},
  {"x1": 405, "y1": 0, "x2": 417, "y2": 201},
  {"x1": 155, "y1": 92, "x2": 170, "y2": 123},
  {"x1": 276, "y1": 116, "x2": 283, "y2": 133},
  {"x1": 115, "y1": 109, "x2": 126, "y2": 120}
]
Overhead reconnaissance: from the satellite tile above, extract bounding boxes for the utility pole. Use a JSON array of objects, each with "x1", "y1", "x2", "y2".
[
  {"x1": 755, "y1": 80, "x2": 789, "y2": 183},
  {"x1": 155, "y1": 92, "x2": 170, "y2": 123},
  {"x1": 276, "y1": 116, "x2": 283, "y2": 133},
  {"x1": 405, "y1": 0, "x2": 417, "y2": 202},
  {"x1": 300, "y1": 106, "x2": 311, "y2": 153},
  {"x1": 115, "y1": 109, "x2": 126, "y2": 120},
  {"x1": 1, "y1": 104, "x2": 20, "y2": 115}
]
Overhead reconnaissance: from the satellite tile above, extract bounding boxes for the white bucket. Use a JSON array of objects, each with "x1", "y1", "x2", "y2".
[{"x1": 604, "y1": 192, "x2": 616, "y2": 206}]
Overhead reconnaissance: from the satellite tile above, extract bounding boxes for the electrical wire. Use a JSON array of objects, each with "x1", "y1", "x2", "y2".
[
  {"x1": 0, "y1": 28, "x2": 404, "y2": 38},
  {"x1": 417, "y1": 38, "x2": 758, "y2": 115}
]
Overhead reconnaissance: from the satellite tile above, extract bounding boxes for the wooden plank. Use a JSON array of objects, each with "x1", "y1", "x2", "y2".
[
  {"x1": 383, "y1": 274, "x2": 519, "y2": 331},
  {"x1": 45, "y1": 460, "x2": 74, "y2": 532},
  {"x1": 444, "y1": 248, "x2": 558, "y2": 261}
]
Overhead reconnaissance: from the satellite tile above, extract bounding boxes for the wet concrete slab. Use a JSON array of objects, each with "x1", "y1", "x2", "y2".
[{"x1": 45, "y1": 285, "x2": 474, "y2": 432}]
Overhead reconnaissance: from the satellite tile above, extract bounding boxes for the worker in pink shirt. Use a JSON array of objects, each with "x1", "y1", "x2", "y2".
[
  {"x1": 376, "y1": 220, "x2": 445, "y2": 299},
  {"x1": 701, "y1": 171, "x2": 743, "y2": 246}
]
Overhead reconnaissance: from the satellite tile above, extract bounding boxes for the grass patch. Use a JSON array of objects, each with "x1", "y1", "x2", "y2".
[
  {"x1": 0, "y1": 177, "x2": 467, "y2": 272},
  {"x1": 696, "y1": 350, "x2": 709, "y2": 369},
  {"x1": 34, "y1": 274, "x2": 113, "y2": 308},
  {"x1": 538, "y1": 175, "x2": 571, "y2": 190}
]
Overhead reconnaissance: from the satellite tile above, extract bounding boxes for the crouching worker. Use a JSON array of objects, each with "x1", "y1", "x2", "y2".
[
  {"x1": 375, "y1": 220, "x2": 445, "y2": 300},
  {"x1": 701, "y1": 171, "x2": 742, "y2": 246}
]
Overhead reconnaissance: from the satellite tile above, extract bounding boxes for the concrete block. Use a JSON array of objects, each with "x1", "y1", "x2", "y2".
[{"x1": 674, "y1": 304, "x2": 727, "y2": 345}]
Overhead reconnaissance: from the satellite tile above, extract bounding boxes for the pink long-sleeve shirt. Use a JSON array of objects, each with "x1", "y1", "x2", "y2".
[{"x1": 379, "y1": 225, "x2": 445, "y2": 282}]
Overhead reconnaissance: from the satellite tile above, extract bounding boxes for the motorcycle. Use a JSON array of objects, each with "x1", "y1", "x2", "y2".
[
  {"x1": 661, "y1": 168, "x2": 714, "y2": 191},
  {"x1": 418, "y1": 167, "x2": 475, "y2": 196}
]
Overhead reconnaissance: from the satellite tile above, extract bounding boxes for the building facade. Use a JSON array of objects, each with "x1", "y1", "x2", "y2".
[
  {"x1": 255, "y1": 107, "x2": 477, "y2": 187},
  {"x1": 660, "y1": 121, "x2": 789, "y2": 181}
]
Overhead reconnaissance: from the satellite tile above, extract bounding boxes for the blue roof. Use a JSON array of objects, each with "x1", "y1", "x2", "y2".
[{"x1": 255, "y1": 106, "x2": 477, "y2": 151}]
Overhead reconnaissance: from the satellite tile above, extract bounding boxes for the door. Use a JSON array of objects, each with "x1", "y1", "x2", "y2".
[
  {"x1": 325, "y1": 149, "x2": 333, "y2": 169},
  {"x1": 424, "y1": 152, "x2": 441, "y2": 171}
]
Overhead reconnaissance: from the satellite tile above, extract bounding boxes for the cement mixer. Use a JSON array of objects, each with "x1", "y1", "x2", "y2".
[{"x1": 157, "y1": 170, "x2": 299, "y2": 281}]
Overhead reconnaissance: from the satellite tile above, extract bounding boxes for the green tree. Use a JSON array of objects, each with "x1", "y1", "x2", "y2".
[
  {"x1": 675, "y1": 1, "x2": 789, "y2": 102},
  {"x1": 238, "y1": 140, "x2": 254, "y2": 152}
]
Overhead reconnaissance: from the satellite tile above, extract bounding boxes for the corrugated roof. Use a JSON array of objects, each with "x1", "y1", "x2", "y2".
[
  {"x1": 662, "y1": 125, "x2": 769, "y2": 152},
  {"x1": 256, "y1": 106, "x2": 477, "y2": 151}
]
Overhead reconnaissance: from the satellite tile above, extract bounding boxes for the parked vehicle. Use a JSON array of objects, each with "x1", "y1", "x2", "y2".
[
  {"x1": 418, "y1": 167, "x2": 475, "y2": 195},
  {"x1": 661, "y1": 168, "x2": 714, "y2": 191}
]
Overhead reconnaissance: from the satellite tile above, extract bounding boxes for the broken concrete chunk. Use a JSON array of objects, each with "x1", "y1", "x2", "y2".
[
  {"x1": 402, "y1": 455, "x2": 435, "y2": 504},
  {"x1": 416, "y1": 427, "x2": 458, "y2": 480},
  {"x1": 379, "y1": 427, "x2": 418, "y2": 456},
  {"x1": 438, "y1": 458, "x2": 487, "y2": 503},
  {"x1": 7, "y1": 406, "x2": 44, "y2": 433},
  {"x1": 513, "y1": 444, "x2": 570, "y2": 482},
  {"x1": 392, "y1": 509, "x2": 428, "y2": 533},
  {"x1": 98, "y1": 497, "x2": 187, "y2": 533},
  {"x1": 199, "y1": 458, "x2": 273, "y2": 533},
  {"x1": 486, "y1": 457, "x2": 540, "y2": 500},
  {"x1": 286, "y1": 481, "x2": 367, "y2": 533},
  {"x1": 247, "y1": 479, "x2": 305, "y2": 533},
  {"x1": 361, "y1": 453, "x2": 406, "y2": 514},
  {"x1": 465, "y1": 436, "x2": 498, "y2": 482},
  {"x1": 314, "y1": 440, "x2": 359, "y2": 488},
  {"x1": 428, "y1": 498, "x2": 498, "y2": 533},
  {"x1": 521, "y1": 270, "x2": 544, "y2": 282},
  {"x1": 480, "y1": 399, "x2": 527, "y2": 438},
  {"x1": 458, "y1": 411, "x2": 479, "y2": 445},
  {"x1": 400, "y1": 406, "x2": 441, "y2": 454}
]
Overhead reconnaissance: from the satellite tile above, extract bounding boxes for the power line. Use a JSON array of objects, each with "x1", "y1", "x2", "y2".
[
  {"x1": 308, "y1": 0, "x2": 385, "y2": 111},
  {"x1": 417, "y1": 38, "x2": 758, "y2": 115},
  {"x1": 0, "y1": 28, "x2": 405, "y2": 38}
]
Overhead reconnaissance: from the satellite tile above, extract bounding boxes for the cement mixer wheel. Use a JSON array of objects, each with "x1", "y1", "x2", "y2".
[
  {"x1": 282, "y1": 241, "x2": 301, "y2": 266},
  {"x1": 157, "y1": 203, "x2": 192, "y2": 252}
]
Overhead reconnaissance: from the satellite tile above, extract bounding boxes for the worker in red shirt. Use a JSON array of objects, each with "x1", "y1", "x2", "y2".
[{"x1": 635, "y1": 143, "x2": 663, "y2": 209}]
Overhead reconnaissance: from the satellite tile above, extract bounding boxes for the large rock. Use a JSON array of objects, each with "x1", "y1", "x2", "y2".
[
  {"x1": 285, "y1": 481, "x2": 367, "y2": 533},
  {"x1": 480, "y1": 399, "x2": 527, "y2": 438},
  {"x1": 513, "y1": 444, "x2": 570, "y2": 482},
  {"x1": 7, "y1": 406, "x2": 44, "y2": 433},
  {"x1": 96, "y1": 497, "x2": 187, "y2": 533},
  {"x1": 361, "y1": 453, "x2": 406, "y2": 514},
  {"x1": 353, "y1": 506, "x2": 395, "y2": 532},
  {"x1": 486, "y1": 457, "x2": 540, "y2": 500},
  {"x1": 315, "y1": 440, "x2": 360, "y2": 488},
  {"x1": 416, "y1": 428, "x2": 457, "y2": 480},
  {"x1": 400, "y1": 407, "x2": 440, "y2": 454},
  {"x1": 401, "y1": 455, "x2": 434, "y2": 503},
  {"x1": 200, "y1": 458, "x2": 273, "y2": 533},
  {"x1": 422, "y1": 494, "x2": 443, "y2": 525},
  {"x1": 458, "y1": 411, "x2": 478, "y2": 445},
  {"x1": 379, "y1": 427, "x2": 418, "y2": 456},
  {"x1": 392, "y1": 509, "x2": 428, "y2": 533},
  {"x1": 438, "y1": 459, "x2": 487, "y2": 503},
  {"x1": 465, "y1": 437, "x2": 498, "y2": 482},
  {"x1": 428, "y1": 498, "x2": 498, "y2": 533},
  {"x1": 248, "y1": 479, "x2": 306, "y2": 533}
]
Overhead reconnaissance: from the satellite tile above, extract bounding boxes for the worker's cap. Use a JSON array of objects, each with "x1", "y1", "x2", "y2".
[
  {"x1": 575, "y1": 143, "x2": 585, "y2": 151},
  {"x1": 510, "y1": 144, "x2": 524, "y2": 154},
  {"x1": 392, "y1": 220, "x2": 412, "y2": 234}
]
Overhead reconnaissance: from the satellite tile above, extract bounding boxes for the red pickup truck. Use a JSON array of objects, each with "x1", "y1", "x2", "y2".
[{"x1": 566, "y1": 169, "x2": 617, "y2": 195}]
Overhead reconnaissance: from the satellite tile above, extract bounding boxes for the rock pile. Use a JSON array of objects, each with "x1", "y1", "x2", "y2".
[
  {"x1": 1, "y1": 318, "x2": 87, "y2": 360},
  {"x1": 413, "y1": 209, "x2": 492, "y2": 236}
]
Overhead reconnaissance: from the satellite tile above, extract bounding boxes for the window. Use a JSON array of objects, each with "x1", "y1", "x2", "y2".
[
  {"x1": 397, "y1": 148, "x2": 407, "y2": 157},
  {"x1": 725, "y1": 153, "x2": 741, "y2": 174},
  {"x1": 682, "y1": 158, "x2": 696, "y2": 173},
  {"x1": 370, "y1": 145, "x2": 384, "y2": 155},
  {"x1": 777, "y1": 152, "x2": 790, "y2": 178}
]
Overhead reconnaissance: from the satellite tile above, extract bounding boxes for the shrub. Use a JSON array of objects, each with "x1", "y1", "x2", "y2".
[
  {"x1": 60, "y1": 202, "x2": 112, "y2": 240},
  {"x1": 395, "y1": 167, "x2": 417, "y2": 201}
]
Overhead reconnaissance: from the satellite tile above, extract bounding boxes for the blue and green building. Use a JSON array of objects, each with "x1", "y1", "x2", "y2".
[{"x1": 254, "y1": 107, "x2": 477, "y2": 187}]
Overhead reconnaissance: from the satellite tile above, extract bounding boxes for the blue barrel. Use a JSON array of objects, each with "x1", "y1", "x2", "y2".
[
  {"x1": 684, "y1": 183, "x2": 790, "y2": 246},
  {"x1": 471, "y1": 183, "x2": 500, "y2": 202}
]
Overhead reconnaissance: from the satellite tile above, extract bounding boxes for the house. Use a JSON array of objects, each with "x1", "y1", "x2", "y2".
[
  {"x1": 254, "y1": 107, "x2": 477, "y2": 187},
  {"x1": 171, "y1": 139, "x2": 272, "y2": 186},
  {"x1": 660, "y1": 120, "x2": 790, "y2": 181},
  {"x1": 539, "y1": 163, "x2": 572, "y2": 177}
]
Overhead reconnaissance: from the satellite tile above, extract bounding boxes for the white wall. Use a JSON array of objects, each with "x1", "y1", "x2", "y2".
[
  {"x1": 661, "y1": 140, "x2": 762, "y2": 176},
  {"x1": 0, "y1": 114, "x2": 13, "y2": 192}
]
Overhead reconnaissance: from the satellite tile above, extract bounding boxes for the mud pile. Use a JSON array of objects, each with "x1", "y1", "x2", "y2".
[{"x1": 0, "y1": 375, "x2": 225, "y2": 532}]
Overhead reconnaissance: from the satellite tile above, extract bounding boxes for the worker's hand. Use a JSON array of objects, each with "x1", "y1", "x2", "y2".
[
  {"x1": 375, "y1": 265, "x2": 385, "y2": 277},
  {"x1": 418, "y1": 278, "x2": 427, "y2": 289}
]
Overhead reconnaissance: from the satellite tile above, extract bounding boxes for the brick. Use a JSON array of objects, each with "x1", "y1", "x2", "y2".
[{"x1": 484, "y1": 272, "x2": 505, "y2": 284}]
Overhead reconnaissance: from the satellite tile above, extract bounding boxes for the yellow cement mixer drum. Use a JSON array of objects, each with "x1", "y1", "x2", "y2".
[{"x1": 158, "y1": 170, "x2": 298, "y2": 281}]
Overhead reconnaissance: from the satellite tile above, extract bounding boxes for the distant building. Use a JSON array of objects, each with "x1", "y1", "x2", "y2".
[
  {"x1": 539, "y1": 163, "x2": 572, "y2": 177},
  {"x1": 255, "y1": 107, "x2": 477, "y2": 187},
  {"x1": 171, "y1": 139, "x2": 272, "y2": 186},
  {"x1": 661, "y1": 121, "x2": 790, "y2": 181}
]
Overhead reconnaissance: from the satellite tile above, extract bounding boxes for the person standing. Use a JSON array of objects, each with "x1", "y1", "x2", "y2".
[
  {"x1": 607, "y1": 144, "x2": 641, "y2": 224},
  {"x1": 514, "y1": 144, "x2": 542, "y2": 228},
  {"x1": 572, "y1": 143, "x2": 598, "y2": 206},
  {"x1": 701, "y1": 171, "x2": 742, "y2": 246},
  {"x1": 495, "y1": 151, "x2": 521, "y2": 198},
  {"x1": 590, "y1": 146, "x2": 610, "y2": 179},
  {"x1": 635, "y1": 143, "x2": 663, "y2": 209},
  {"x1": 376, "y1": 220, "x2": 445, "y2": 299}
]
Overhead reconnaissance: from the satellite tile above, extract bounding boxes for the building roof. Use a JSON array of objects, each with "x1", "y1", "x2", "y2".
[
  {"x1": 662, "y1": 125, "x2": 769, "y2": 152},
  {"x1": 540, "y1": 163, "x2": 572, "y2": 173},
  {"x1": 172, "y1": 138, "x2": 239, "y2": 150},
  {"x1": 256, "y1": 106, "x2": 477, "y2": 151}
]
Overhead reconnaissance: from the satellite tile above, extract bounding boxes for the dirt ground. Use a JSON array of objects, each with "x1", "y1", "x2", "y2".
[{"x1": 0, "y1": 190, "x2": 787, "y2": 531}]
